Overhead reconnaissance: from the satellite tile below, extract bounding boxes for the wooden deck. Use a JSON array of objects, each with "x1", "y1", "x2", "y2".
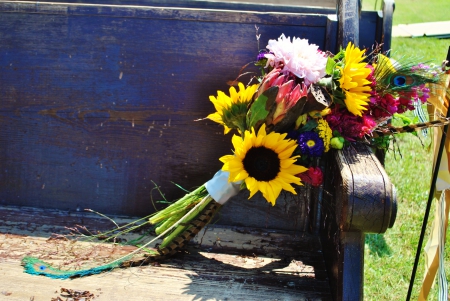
[{"x1": 0, "y1": 206, "x2": 332, "y2": 300}]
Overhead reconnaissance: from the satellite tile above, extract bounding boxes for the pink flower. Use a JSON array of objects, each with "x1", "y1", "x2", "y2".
[
  {"x1": 298, "y1": 167, "x2": 324, "y2": 187},
  {"x1": 257, "y1": 68, "x2": 308, "y2": 125},
  {"x1": 264, "y1": 34, "x2": 327, "y2": 86}
]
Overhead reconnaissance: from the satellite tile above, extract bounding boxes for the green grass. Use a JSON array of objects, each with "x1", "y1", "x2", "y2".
[
  {"x1": 391, "y1": 38, "x2": 449, "y2": 65},
  {"x1": 361, "y1": 0, "x2": 450, "y2": 300}
]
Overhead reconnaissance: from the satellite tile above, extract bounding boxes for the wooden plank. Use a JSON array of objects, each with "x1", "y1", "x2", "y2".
[
  {"x1": 335, "y1": 143, "x2": 395, "y2": 233},
  {"x1": 0, "y1": 0, "x2": 338, "y2": 14},
  {"x1": 0, "y1": 255, "x2": 332, "y2": 301},
  {"x1": 0, "y1": 206, "x2": 332, "y2": 301},
  {"x1": 0, "y1": 2, "x2": 330, "y2": 25},
  {"x1": 0, "y1": 1, "x2": 328, "y2": 221},
  {"x1": 337, "y1": 0, "x2": 359, "y2": 46},
  {"x1": 208, "y1": 0, "x2": 336, "y2": 8},
  {"x1": 0, "y1": 1, "x2": 389, "y2": 220}
]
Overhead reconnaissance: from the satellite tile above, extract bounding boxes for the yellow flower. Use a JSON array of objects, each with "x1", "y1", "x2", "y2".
[
  {"x1": 207, "y1": 83, "x2": 258, "y2": 134},
  {"x1": 316, "y1": 119, "x2": 332, "y2": 152},
  {"x1": 219, "y1": 124, "x2": 308, "y2": 206},
  {"x1": 338, "y1": 43, "x2": 372, "y2": 116}
]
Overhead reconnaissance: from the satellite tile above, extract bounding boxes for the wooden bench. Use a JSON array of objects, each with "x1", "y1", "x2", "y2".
[{"x1": 0, "y1": 0, "x2": 396, "y2": 300}]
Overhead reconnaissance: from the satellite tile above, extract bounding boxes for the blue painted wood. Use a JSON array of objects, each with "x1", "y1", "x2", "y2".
[
  {"x1": 0, "y1": 1, "x2": 393, "y2": 221},
  {"x1": 381, "y1": 0, "x2": 395, "y2": 53},
  {"x1": 0, "y1": 0, "x2": 393, "y2": 52},
  {"x1": 0, "y1": 2, "x2": 332, "y2": 218},
  {"x1": 2, "y1": 0, "x2": 338, "y2": 14},
  {"x1": 337, "y1": 0, "x2": 359, "y2": 46}
]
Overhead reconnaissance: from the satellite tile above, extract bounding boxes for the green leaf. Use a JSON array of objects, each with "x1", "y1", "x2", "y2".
[
  {"x1": 325, "y1": 57, "x2": 336, "y2": 75},
  {"x1": 246, "y1": 86, "x2": 279, "y2": 129},
  {"x1": 298, "y1": 119, "x2": 318, "y2": 133}
]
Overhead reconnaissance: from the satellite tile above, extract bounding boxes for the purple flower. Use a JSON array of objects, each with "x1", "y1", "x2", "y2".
[
  {"x1": 256, "y1": 50, "x2": 272, "y2": 62},
  {"x1": 411, "y1": 63, "x2": 430, "y2": 72},
  {"x1": 297, "y1": 131, "x2": 324, "y2": 157}
]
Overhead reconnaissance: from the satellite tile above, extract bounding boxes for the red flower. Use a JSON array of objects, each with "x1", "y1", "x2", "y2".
[{"x1": 298, "y1": 167, "x2": 323, "y2": 187}]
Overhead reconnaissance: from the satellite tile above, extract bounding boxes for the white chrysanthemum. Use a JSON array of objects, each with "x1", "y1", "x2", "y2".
[{"x1": 265, "y1": 34, "x2": 327, "y2": 86}]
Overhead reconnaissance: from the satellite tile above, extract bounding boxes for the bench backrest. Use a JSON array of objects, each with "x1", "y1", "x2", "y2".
[{"x1": 0, "y1": 0, "x2": 393, "y2": 230}]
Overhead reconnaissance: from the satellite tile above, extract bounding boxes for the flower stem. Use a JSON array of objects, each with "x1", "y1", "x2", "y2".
[
  {"x1": 159, "y1": 195, "x2": 213, "y2": 248},
  {"x1": 149, "y1": 185, "x2": 207, "y2": 225}
]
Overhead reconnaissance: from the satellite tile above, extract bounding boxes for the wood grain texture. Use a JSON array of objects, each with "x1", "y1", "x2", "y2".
[
  {"x1": 337, "y1": 0, "x2": 359, "y2": 47},
  {"x1": 0, "y1": 0, "x2": 338, "y2": 14},
  {"x1": 381, "y1": 0, "x2": 395, "y2": 53},
  {"x1": 0, "y1": 205, "x2": 332, "y2": 300},
  {"x1": 0, "y1": 2, "x2": 329, "y2": 218},
  {"x1": 320, "y1": 144, "x2": 396, "y2": 301},
  {"x1": 334, "y1": 143, "x2": 395, "y2": 234},
  {"x1": 0, "y1": 1, "x2": 390, "y2": 219}
]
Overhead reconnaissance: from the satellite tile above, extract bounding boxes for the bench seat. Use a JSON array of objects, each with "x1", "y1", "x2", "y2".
[{"x1": 0, "y1": 205, "x2": 332, "y2": 301}]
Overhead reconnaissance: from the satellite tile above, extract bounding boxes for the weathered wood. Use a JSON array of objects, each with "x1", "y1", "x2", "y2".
[
  {"x1": 0, "y1": 0, "x2": 393, "y2": 220},
  {"x1": 0, "y1": 1, "x2": 331, "y2": 218},
  {"x1": 334, "y1": 143, "x2": 396, "y2": 234},
  {"x1": 337, "y1": 0, "x2": 359, "y2": 47},
  {"x1": 381, "y1": 0, "x2": 395, "y2": 53},
  {"x1": 0, "y1": 205, "x2": 332, "y2": 301},
  {"x1": 321, "y1": 144, "x2": 396, "y2": 301},
  {"x1": 1, "y1": 0, "x2": 338, "y2": 13}
]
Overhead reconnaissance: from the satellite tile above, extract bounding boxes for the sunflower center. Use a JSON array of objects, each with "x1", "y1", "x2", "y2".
[{"x1": 242, "y1": 146, "x2": 280, "y2": 181}]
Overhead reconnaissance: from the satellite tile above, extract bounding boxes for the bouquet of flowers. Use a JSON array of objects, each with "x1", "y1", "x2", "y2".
[{"x1": 22, "y1": 34, "x2": 447, "y2": 279}]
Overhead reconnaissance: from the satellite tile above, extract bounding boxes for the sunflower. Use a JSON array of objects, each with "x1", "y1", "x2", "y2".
[
  {"x1": 207, "y1": 82, "x2": 258, "y2": 134},
  {"x1": 219, "y1": 124, "x2": 308, "y2": 206},
  {"x1": 338, "y1": 43, "x2": 372, "y2": 117}
]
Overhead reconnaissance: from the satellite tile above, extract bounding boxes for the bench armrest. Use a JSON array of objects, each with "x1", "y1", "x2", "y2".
[
  {"x1": 321, "y1": 143, "x2": 397, "y2": 301},
  {"x1": 334, "y1": 143, "x2": 397, "y2": 233}
]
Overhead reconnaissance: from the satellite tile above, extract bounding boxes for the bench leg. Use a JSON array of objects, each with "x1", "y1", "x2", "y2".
[{"x1": 340, "y1": 231, "x2": 365, "y2": 301}]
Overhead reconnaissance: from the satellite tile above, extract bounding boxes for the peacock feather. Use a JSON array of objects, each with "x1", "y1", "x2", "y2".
[
  {"x1": 373, "y1": 117, "x2": 450, "y2": 137},
  {"x1": 373, "y1": 54, "x2": 441, "y2": 96},
  {"x1": 22, "y1": 198, "x2": 221, "y2": 279},
  {"x1": 21, "y1": 256, "x2": 130, "y2": 279}
]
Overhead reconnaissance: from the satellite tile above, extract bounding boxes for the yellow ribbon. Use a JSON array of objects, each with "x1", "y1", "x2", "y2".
[
  {"x1": 420, "y1": 71, "x2": 450, "y2": 300},
  {"x1": 418, "y1": 190, "x2": 449, "y2": 301}
]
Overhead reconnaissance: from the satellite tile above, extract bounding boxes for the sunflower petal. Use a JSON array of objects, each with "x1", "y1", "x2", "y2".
[{"x1": 245, "y1": 177, "x2": 259, "y2": 199}]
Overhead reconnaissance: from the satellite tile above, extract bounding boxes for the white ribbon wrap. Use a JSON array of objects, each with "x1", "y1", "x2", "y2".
[{"x1": 205, "y1": 170, "x2": 242, "y2": 205}]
